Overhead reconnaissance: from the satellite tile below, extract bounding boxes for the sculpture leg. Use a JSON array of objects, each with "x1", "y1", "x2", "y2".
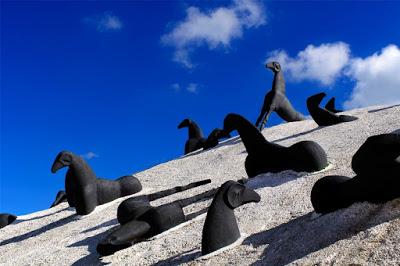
[{"x1": 259, "y1": 110, "x2": 272, "y2": 131}]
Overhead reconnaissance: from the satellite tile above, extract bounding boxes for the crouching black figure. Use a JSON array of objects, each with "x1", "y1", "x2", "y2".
[
  {"x1": 311, "y1": 134, "x2": 400, "y2": 214},
  {"x1": 178, "y1": 118, "x2": 207, "y2": 154}
]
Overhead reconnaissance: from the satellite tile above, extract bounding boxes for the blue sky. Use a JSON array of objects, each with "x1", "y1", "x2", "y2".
[{"x1": 1, "y1": 1, "x2": 400, "y2": 215}]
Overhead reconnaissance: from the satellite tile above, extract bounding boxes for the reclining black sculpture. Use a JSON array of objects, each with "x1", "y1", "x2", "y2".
[
  {"x1": 0, "y1": 213, "x2": 17, "y2": 229},
  {"x1": 324, "y1": 97, "x2": 342, "y2": 113},
  {"x1": 255, "y1": 61, "x2": 305, "y2": 131},
  {"x1": 307, "y1": 92, "x2": 357, "y2": 126},
  {"x1": 311, "y1": 134, "x2": 400, "y2": 214},
  {"x1": 203, "y1": 128, "x2": 231, "y2": 150},
  {"x1": 117, "y1": 179, "x2": 211, "y2": 224},
  {"x1": 97, "y1": 182, "x2": 217, "y2": 256},
  {"x1": 178, "y1": 118, "x2": 206, "y2": 154},
  {"x1": 202, "y1": 180, "x2": 260, "y2": 255},
  {"x1": 51, "y1": 151, "x2": 142, "y2": 215},
  {"x1": 223, "y1": 113, "x2": 328, "y2": 177},
  {"x1": 50, "y1": 190, "x2": 67, "y2": 208}
]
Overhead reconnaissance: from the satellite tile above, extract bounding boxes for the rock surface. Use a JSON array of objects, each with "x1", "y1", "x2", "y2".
[{"x1": 0, "y1": 105, "x2": 399, "y2": 265}]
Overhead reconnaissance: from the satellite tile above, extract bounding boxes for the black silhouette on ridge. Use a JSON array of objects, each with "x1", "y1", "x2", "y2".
[
  {"x1": 222, "y1": 113, "x2": 328, "y2": 177},
  {"x1": 50, "y1": 190, "x2": 67, "y2": 208},
  {"x1": 51, "y1": 151, "x2": 142, "y2": 215},
  {"x1": 0, "y1": 213, "x2": 17, "y2": 229},
  {"x1": 178, "y1": 119, "x2": 206, "y2": 154},
  {"x1": 255, "y1": 61, "x2": 305, "y2": 131},
  {"x1": 324, "y1": 97, "x2": 343, "y2": 113}
]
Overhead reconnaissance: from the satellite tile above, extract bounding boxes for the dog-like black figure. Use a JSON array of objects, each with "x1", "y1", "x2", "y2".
[
  {"x1": 50, "y1": 190, "x2": 67, "y2": 208},
  {"x1": 307, "y1": 92, "x2": 357, "y2": 126},
  {"x1": 203, "y1": 128, "x2": 232, "y2": 150},
  {"x1": 202, "y1": 181, "x2": 260, "y2": 255},
  {"x1": 178, "y1": 118, "x2": 207, "y2": 154},
  {"x1": 324, "y1": 97, "x2": 343, "y2": 113},
  {"x1": 311, "y1": 134, "x2": 400, "y2": 214},
  {"x1": 0, "y1": 213, "x2": 17, "y2": 229},
  {"x1": 97, "y1": 181, "x2": 217, "y2": 256},
  {"x1": 223, "y1": 113, "x2": 328, "y2": 177},
  {"x1": 51, "y1": 151, "x2": 142, "y2": 215},
  {"x1": 255, "y1": 61, "x2": 305, "y2": 131}
]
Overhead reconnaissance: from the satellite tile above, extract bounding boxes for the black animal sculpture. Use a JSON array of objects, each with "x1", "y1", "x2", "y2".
[
  {"x1": 255, "y1": 61, "x2": 305, "y2": 131},
  {"x1": 51, "y1": 151, "x2": 142, "y2": 215},
  {"x1": 178, "y1": 118, "x2": 206, "y2": 154},
  {"x1": 307, "y1": 92, "x2": 358, "y2": 126},
  {"x1": 97, "y1": 187, "x2": 217, "y2": 256},
  {"x1": 0, "y1": 213, "x2": 17, "y2": 229},
  {"x1": 202, "y1": 181, "x2": 260, "y2": 255},
  {"x1": 203, "y1": 128, "x2": 232, "y2": 150},
  {"x1": 222, "y1": 113, "x2": 328, "y2": 177},
  {"x1": 324, "y1": 97, "x2": 343, "y2": 113},
  {"x1": 311, "y1": 134, "x2": 400, "y2": 214},
  {"x1": 117, "y1": 179, "x2": 211, "y2": 224},
  {"x1": 50, "y1": 190, "x2": 67, "y2": 208}
]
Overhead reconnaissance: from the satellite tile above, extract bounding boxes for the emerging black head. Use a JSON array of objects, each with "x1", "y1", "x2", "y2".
[
  {"x1": 222, "y1": 113, "x2": 241, "y2": 135},
  {"x1": 307, "y1": 92, "x2": 327, "y2": 105},
  {"x1": 223, "y1": 181, "x2": 261, "y2": 209},
  {"x1": 266, "y1": 61, "x2": 281, "y2": 73},
  {"x1": 51, "y1": 151, "x2": 74, "y2": 173},
  {"x1": 177, "y1": 118, "x2": 191, "y2": 129}
]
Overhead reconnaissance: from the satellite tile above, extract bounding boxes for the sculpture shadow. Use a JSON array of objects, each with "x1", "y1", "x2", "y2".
[
  {"x1": 244, "y1": 199, "x2": 400, "y2": 266},
  {"x1": 69, "y1": 230, "x2": 111, "y2": 266},
  {"x1": 152, "y1": 248, "x2": 200, "y2": 266},
  {"x1": 0, "y1": 213, "x2": 78, "y2": 246},
  {"x1": 368, "y1": 104, "x2": 400, "y2": 113},
  {"x1": 391, "y1": 129, "x2": 400, "y2": 135},
  {"x1": 81, "y1": 219, "x2": 118, "y2": 234},
  {"x1": 271, "y1": 127, "x2": 321, "y2": 143},
  {"x1": 182, "y1": 136, "x2": 242, "y2": 158},
  {"x1": 15, "y1": 207, "x2": 71, "y2": 223},
  {"x1": 245, "y1": 172, "x2": 299, "y2": 190}
]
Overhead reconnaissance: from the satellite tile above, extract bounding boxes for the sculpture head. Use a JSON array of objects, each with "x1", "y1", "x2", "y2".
[
  {"x1": 307, "y1": 92, "x2": 327, "y2": 105},
  {"x1": 223, "y1": 181, "x2": 261, "y2": 209},
  {"x1": 51, "y1": 151, "x2": 74, "y2": 173},
  {"x1": 222, "y1": 113, "x2": 241, "y2": 135},
  {"x1": 177, "y1": 118, "x2": 192, "y2": 129},
  {"x1": 266, "y1": 61, "x2": 281, "y2": 73}
]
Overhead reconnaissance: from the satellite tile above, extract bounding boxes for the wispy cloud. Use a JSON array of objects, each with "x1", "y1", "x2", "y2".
[
  {"x1": 84, "y1": 11, "x2": 123, "y2": 32},
  {"x1": 161, "y1": 0, "x2": 266, "y2": 68},
  {"x1": 170, "y1": 83, "x2": 199, "y2": 94},
  {"x1": 186, "y1": 83, "x2": 199, "y2": 93},
  {"x1": 266, "y1": 42, "x2": 350, "y2": 86},
  {"x1": 344, "y1": 45, "x2": 400, "y2": 109},
  {"x1": 171, "y1": 83, "x2": 181, "y2": 92},
  {"x1": 80, "y1": 152, "x2": 99, "y2": 160}
]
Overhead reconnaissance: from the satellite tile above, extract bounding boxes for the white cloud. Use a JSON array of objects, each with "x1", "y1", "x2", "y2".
[
  {"x1": 344, "y1": 45, "x2": 400, "y2": 109},
  {"x1": 80, "y1": 152, "x2": 99, "y2": 160},
  {"x1": 84, "y1": 11, "x2": 123, "y2": 32},
  {"x1": 161, "y1": 0, "x2": 266, "y2": 68},
  {"x1": 171, "y1": 83, "x2": 181, "y2": 92},
  {"x1": 266, "y1": 42, "x2": 350, "y2": 85},
  {"x1": 186, "y1": 83, "x2": 199, "y2": 93}
]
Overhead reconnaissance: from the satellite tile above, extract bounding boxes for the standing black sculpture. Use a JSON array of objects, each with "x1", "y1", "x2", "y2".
[
  {"x1": 51, "y1": 151, "x2": 142, "y2": 215},
  {"x1": 255, "y1": 61, "x2": 305, "y2": 131},
  {"x1": 324, "y1": 97, "x2": 343, "y2": 113},
  {"x1": 178, "y1": 118, "x2": 206, "y2": 154},
  {"x1": 223, "y1": 113, "x2": 328, "y2": 177},
  {"x1": 203, "y1": 128, "x2": 231, "y2": 150},
  {"x1": 50, "y1": 190, "x2": 67, "y2": 208},
  {"x1": 0, "y1": 213, "x2": 17, "y2": 229},
  {"x1": 117, "y1": 179, "x2": 211, "y2": 224},
  {"x1": 97, "y1": 186, "x2": 217, "y2": 256},
  {"x1": 311, "y1": 134, "x2": 400, "y2": 214},
  {"x1": 307, "y1": 92, "x2": 358, "y2": 126},
  {"x1": 201, "y1": 181, "x2": 260, "y2": 255}
]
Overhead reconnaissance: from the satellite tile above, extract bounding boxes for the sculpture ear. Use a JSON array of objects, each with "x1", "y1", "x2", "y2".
[
  {"x1": 61, "y1": 153, "x2": 73, "y2": 165},
  {"x1": 274, "y1": 62, "x2": 281, "y2": 72},
  {"x1": 225, "y1": 183, "x2": 245, "y2": 209}
]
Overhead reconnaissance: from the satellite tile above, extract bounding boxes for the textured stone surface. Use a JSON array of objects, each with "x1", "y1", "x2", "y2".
[{"x1": 0, "y1": 105, "x2": 399, "y2": 265}]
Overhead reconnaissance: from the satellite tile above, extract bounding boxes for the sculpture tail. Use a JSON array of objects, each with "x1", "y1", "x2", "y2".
[{"x1": 147, "y1": 179, "x2": 211, "y2": 201}]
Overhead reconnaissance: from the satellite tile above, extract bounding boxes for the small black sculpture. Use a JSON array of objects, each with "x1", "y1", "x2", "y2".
[
  {"x1": 50, "y1": 190, "x2": 68, "y2": 208},
  {"x1": 201, "y1": 181, "x2": 260, "y2": 255},
  {"x1": 51, "y1": 151, "x2": 142, "y2": 215},
  {"x1": 97, "y1": 187, "x2": 217, "y2": 256},
  {"x1": 178, "y1": 118, "x2": 206, "y2": 154},
  {"x1": 203, "y1": 128, "x2": 231, "y2": 150},
  {"x1": 311, "y1": 134, "x2": 400, "y2": 214},
  {"x1": 0, "y1": 213, "x2": 17, "y2": 229},
  {"x1": 223, "y1": 113, "x2": 328, "y2": 177},
  {"x1": 324, "y1": 97, "x2": 342, "y2": 113},
  {"x1": 307, "y1": 92, "x2": 358, "y2": 126},
  {"x1": 117, "y1": 179, "x2": 211, "y2": 224},
  {"x1": 255, "y1": 61, "x2": 305, "y2": 131}
]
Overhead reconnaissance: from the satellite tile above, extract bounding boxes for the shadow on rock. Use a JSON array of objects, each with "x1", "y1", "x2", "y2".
[
  {"x1": 368, "y1": 104, "x2": 400, "y2": 113},
  {"x1": 244, "y1": 199, "x2": 400, "y2": 266}
]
